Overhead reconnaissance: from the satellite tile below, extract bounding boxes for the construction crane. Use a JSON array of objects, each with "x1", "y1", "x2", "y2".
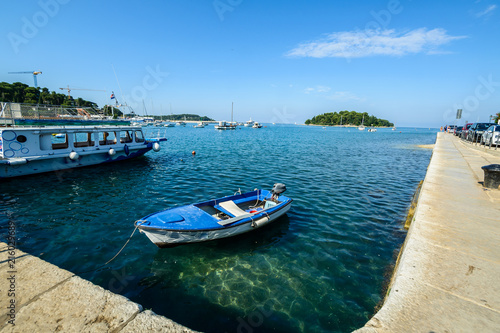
[
  {"x1": 59, "y1": 85, "x2": 106, "y2": 99},
  {"x1": 8, "y1": 71, "x2": 42, "y2": 88}
]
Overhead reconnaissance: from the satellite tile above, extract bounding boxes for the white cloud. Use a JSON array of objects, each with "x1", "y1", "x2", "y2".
[
  {"x1": 476, "y1": 4, "x2": 497, "y2": 17},
  {"x1": 304, "y1": 85, "x2": 331, "y2": 94},
  {"x1": 316, "y1": 85, "x2": 331, "y2": 93},
  {"x1": 286, "y1": 28, "x2": 467, "y2": 58},
  {"x1": 327, "y1": 91, "x2": 363, "y2": 101},
  {"x1": 304, "y1": 87, "x2": 362, "y2": 101}
]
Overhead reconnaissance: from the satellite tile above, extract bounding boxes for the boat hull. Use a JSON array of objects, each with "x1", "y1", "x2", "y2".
[
  {"x1": 0, "y1": 146, "x2": 152, "y2": 178},
  {"x1": 139, "y1": 202, "x2": 291, "y2": 247},
  {"x1": 214, "y1": 126, "x2": 236, "y2": 130}
]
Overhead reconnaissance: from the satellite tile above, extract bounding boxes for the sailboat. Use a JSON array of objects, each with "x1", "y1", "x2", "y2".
[
  {"x1": 215, "y1": 102, "x2": 237, "y2": 130},
  {"x1": 358, "y1": 115, "x2": 365, "y2": 131},
  {"x1": 339, "y1": 115, "x2": 344, "y2": 128}
]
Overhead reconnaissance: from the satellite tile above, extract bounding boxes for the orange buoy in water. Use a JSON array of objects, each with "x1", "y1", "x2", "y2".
[{"x1": 192, "y1": 151, "x2": 196, "y2": 155}]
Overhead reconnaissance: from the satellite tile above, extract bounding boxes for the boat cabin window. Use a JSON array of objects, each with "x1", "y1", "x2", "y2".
[
  {"x1": 40, "y1": 133, "x2": 69, "y2": 150},
  {"x1": 74, "y1": 132, "x2": 95, "y2": 148},
  {"x1": 135, "y1": 131, "x2": 145, "y2": 143},
  {"x1": 17, "y1": 135, "x2": 27, "y2": 143},
  {"x1": 98, "y1": 131, "x2": 117, "y2": 145},
  {"x1": 120, "y1": 130, "x2": 133, "y2": 143}
]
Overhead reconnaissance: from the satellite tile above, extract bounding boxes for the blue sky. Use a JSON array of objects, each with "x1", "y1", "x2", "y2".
[{"x1": 1, "y1": 0, "x2": 499, "y2": 127}]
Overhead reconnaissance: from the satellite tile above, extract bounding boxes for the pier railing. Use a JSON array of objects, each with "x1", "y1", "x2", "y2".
[{"x1": 0, "y1": 102, "x2": 126, "y2": 126}]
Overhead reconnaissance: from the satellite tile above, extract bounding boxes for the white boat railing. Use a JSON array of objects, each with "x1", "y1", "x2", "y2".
[{"x1": 0, "y1": 102, "x2": 127, "y2": 126}]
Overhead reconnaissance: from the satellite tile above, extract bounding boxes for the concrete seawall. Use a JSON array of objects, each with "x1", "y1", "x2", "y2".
[
  {"x1": 355, "y1": 132, "x2": 500, "y2": 332},
  {"x1": 0, "y1": 242, "x2": 198, "y2": 332}
]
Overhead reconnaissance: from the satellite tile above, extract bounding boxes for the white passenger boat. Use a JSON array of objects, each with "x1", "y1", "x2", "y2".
[
  {"x1": 135, "y1": 183, "x2": 292, "y2": 247},
  {"x1": 244, "y1": 118, "x2": 255, "y2": 127},
  {"x1": 194, "y1": 122, "x2": 206, "y2": 128},
  {"x1": 252, "y1": 122, "x2": 262, "y2": 128},
  {"x1": 214, "y1": 121, "x2": 236, "y2": 130},
  {"x1": 0, "y1": 125, "x2": 164, "y2": 178}
]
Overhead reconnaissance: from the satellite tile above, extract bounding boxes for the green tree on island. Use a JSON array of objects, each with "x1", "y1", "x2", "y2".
[{"x1": 305, "y1": 110, "x2": 393, "y2": 127}]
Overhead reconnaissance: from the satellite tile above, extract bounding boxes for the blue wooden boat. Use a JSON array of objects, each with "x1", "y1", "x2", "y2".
[{"x1": 135, "y1": 184, "x2": 292, "y2": 247}]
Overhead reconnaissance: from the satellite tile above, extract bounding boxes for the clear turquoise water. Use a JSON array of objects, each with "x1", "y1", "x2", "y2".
[{"x1": 0, "y1": 125, "x2": 436, "y2": 332}]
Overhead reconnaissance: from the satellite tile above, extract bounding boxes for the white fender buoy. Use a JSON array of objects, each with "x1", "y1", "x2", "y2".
[
  {"x1": 69, "y1": 152, "x2": 79, "y2": 160},
  {"x1": 153, "y1": 142, "x2": 160, "y2": 152},
  {"x1": 108, "y1": 148, "x2": 116, "y2": 156}
]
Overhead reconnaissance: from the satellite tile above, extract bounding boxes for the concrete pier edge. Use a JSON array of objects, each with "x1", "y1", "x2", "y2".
[
  {"x1": 0, "y1": 242, "x2": 198, "y2": 332},
  {"x1": 354, "y1": 132, "x2": 500, "y2": 332}
]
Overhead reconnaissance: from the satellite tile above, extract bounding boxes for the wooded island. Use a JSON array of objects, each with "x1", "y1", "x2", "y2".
[{"x1": 305, "y1": 111, "x2": 393, "y2": 127}]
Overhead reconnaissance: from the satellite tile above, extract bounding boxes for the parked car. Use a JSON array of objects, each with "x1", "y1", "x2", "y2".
[
  {"x1": 454, "y1": 126, "x2": 462, "y2": 136},
  {"x1": 467, "y1": 122, "x2": 496, "y2": 142},
  {"x1": 461, "y1": 123, "x2": 473, "y2": 140},
  {"x1": 481, "y1": 125, "x2": 500, "y2": 146}
]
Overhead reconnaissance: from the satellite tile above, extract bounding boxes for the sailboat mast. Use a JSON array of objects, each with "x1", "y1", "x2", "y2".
[
  {"x1": 231, "y1": 102, "x2": 233, "y2": 123},
  {"x1": 142, "y1": 99, "x2": 148, "y2": 117}
]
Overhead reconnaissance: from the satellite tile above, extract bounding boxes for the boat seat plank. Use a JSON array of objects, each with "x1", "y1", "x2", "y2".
[{"x1": 217, "y1": 200, "x2": 247, "y2": 217}]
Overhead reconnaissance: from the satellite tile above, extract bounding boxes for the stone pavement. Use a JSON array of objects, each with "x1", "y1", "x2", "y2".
[
  {"x1": 0, "y1": 242, "x2": 198, "y2": 332},
  {"x1": 355, "y1": 132, "x2": 500, "y2": 332}
]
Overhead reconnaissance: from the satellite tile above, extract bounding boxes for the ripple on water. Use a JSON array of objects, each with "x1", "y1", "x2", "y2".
[{"x1": 0, "y1": 126, "x2": 436, "y2": 333}]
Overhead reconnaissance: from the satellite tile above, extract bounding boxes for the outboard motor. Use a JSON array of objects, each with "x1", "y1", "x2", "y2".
[{"x1": 271, "y1": 183, "x2": 286, "y2": 200}]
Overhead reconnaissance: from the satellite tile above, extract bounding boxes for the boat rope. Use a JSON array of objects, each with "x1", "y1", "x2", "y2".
[
  {"x1": 103, "y1": 220, "x2": 147, "y2": 266},
  {"x1": 249, "y1": 189, "x2": 261, "y2": 208},
  {"x1": 73, "y1": 220, "x2": 147, "y2": 275}
]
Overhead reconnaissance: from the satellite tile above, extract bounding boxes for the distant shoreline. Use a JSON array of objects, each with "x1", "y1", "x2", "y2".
[{"x1": 306, "y1": 124, "x2": 394, "y2": 128}]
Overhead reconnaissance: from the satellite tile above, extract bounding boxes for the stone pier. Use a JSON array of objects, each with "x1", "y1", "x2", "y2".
[
  {"x1": 355, "y1": 133, "x2": 500, "y2": 332},
  {"x1": 0, "y1": 242, "x2": 197, "y2": 332}
]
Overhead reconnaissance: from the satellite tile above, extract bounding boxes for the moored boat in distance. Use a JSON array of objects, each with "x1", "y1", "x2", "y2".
[
  {"x1": 214, "y1": 121, "x2": 237, "y2": 130},
  {"x1": 215, "y1": 102, "x2": 237, "y2": 130},
  {"x1": 135, "y1": 183, "x2": 292, "y2": 247},
  {"x1": 194, "y1": 122, "x2": 206, "y2": 128},
  {"x1": 244, "y1": 118, "x2": 255, "y2": 127},
  {"x1": 358, "y1": 115, "x2": 366, "y2": 131},
  {"x1": 252, "y1": 122, "x2": 262, "y2": 128},
  {"x1": 0, "y1": 125, "x2": 165, "y2": 178}
]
